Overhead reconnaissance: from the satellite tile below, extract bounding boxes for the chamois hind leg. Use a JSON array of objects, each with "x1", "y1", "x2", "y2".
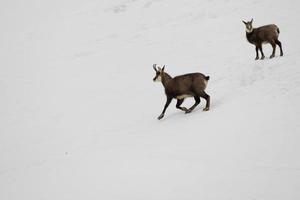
[
  {"x1": 176, "y1": 99, "x2": 188, "y2": 112},
  {"x1": 185, "y1": 96, "x2": 200, "y2": 114},
  {"x1": 255, "y1": 46, "x2": 259, "y2": 60},
  {"x1": 270, "y1": 41, "x2": 276, "y2": 58},
  {"x1": 275, "y1": 39, "x2": 283, "y2": 56},
  {"x1": 258, "y1": 44, "x2": 265, "y2": 60},
  {"x1": 200, "y1": 91, "x2": 210, "y2": 111}
]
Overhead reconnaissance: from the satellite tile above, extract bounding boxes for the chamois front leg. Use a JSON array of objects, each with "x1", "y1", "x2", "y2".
[
  {"x1": 258, "y1": 44, "x2": 265, "y2": 60},
  {"x1": 255, "y1": 46, "x2": 259, "y2": 60},
  {"x1": 158, "y1": 96, "x2": 172, "y2": 120}
]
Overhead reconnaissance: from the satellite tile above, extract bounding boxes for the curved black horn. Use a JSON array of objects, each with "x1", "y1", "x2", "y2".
[{"x1": 153, "y1": 64, "x2": 157, "y2": 72}]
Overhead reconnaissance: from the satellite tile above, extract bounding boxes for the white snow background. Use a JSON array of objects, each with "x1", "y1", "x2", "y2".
[{"x1": 1, "y1": 0, "x2": 300, "y2": 199}]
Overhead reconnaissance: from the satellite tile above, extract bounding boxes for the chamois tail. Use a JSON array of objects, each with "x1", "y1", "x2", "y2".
[{"x1": 203, "y1": 75, "x2": 210, "y2": 88}]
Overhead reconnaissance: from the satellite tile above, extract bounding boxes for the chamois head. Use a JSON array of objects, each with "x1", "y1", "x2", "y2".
[
  {"x1": 242, "y1": 18, "x2": 253, "y2": 33},
  {"x1": 153, "y1": 64, "x2": 165, "y2": 82}
]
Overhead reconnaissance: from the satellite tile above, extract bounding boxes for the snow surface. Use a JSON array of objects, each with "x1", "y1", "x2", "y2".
[{"x1": 1, "y1": 0, "x2": 300, "y2": 199}]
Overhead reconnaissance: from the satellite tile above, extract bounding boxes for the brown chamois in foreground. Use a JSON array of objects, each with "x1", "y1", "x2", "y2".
[
  {"x1": 243, "y1": 19, "x2": 283, "y2": 60},
  {"x1": 153, "y1": 64, "x2": 210, "y2": 120}
]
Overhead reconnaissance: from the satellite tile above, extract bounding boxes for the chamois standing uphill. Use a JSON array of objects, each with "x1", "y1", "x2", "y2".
[
  {"x1": 243, "y1": 19, "x2": 283, "y2": 60},
  {"x1": 153, "y1": 64, "x2": 210, "y2": 120}
]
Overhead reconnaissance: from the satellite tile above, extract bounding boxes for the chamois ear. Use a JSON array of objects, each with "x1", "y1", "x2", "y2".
[
  {"x1": 250, "y1": 18, "x2": 253, "y2": 23},
  {"x1": 153, "y1": 64, "x2": 157, "y2": 72},
  {"x1": 242, "y1": 20, "x2": 247, "y2": 25},
  {"x1": 162, "y1": 65, "x2": 165, "y2": 72}
]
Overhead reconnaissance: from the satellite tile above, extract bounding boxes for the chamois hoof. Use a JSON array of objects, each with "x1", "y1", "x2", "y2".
[
  {"x1": 203, "y1": 107, "x2": 209, "y2": 111},
  {"x1": 270, "y1": 55, "x2": 275, "y2": 59},
  {"x1": 157, "y1": 114, "x2": 164, "y2": 120},
  {"x1": 255, "y1": 57, "x2": 259, "y2": 60},
  {"x1": 260, "y1": 56, "x2": 265, "y2": 60},
  {"x1": 185, "y1": 109, "x2": 192, "y2": 114},
  {"x1": 280, "y1": 53, "x2": 283, "y2": 56},
  {"x1": 182, "y1": 107, "x2": 189, "y2": 112}
]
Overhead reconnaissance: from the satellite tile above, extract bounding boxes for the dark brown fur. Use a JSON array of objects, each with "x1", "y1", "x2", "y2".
[
  {"x1": 243, "y1": 19, "x2": 283, "y2": 60},
  {"x1": 153, "y1": 64, "x2": 210, "y2": 120}
]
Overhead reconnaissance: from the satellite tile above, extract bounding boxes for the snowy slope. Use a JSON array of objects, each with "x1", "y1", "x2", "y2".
[{"x1": 1, "y1": 0, "x2": 300, "y2": 199}]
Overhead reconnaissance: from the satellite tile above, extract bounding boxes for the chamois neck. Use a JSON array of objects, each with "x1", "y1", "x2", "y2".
[
  {"x1": 246, "y1": 30, "x2": 253, "y2": 36},
  {"x1": 246, "y1": 29, "x2": 256, "y2": 42},
  {"x1": 246, "y1": 28, "x2": 256, "y2": 36},
  {"x1": 161, "y1": 73, "x2": 173, "y2": 87}
]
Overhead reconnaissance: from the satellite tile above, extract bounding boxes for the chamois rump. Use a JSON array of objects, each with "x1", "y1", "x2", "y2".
[
  {"x1": 243, "y1": 19, "x2": 283, "y2": 60},
  {"x1": 153, "y1": 64, "x2": 210, "y2": 120}
]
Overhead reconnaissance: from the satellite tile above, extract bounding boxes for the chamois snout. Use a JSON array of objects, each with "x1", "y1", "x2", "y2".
[{"x1": 153, "y1": 74, "x2": 161, "y2": 82}]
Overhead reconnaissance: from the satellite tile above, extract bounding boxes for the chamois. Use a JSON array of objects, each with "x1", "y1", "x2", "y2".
[
  {"x1": 153, "y1": 64, "x2": 210, "y2": 120},
  {"x1": 243, "y1": 19, "x2": 283, "y2": 60}
]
